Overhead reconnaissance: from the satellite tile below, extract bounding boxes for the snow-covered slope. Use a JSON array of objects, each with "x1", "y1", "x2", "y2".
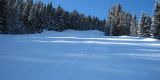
[{"x1": 0, "y1": 30, "x2": 160, "y2": 80}]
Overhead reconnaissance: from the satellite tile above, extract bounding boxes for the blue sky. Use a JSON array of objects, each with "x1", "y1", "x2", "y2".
[{"x1": 40, "y1": 0, "x2": 155, "y2": 20}]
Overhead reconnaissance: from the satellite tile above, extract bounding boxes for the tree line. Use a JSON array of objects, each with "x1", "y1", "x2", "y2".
[
  {"x1": 105, "y1": 2, "x2": 160, "y2": 39},
  {"x1": 0, "y1": 0, "x2": 105, "y2": 34},
  {"x1": 0, "y1": 0, "x2": 160, "y2": 39}
]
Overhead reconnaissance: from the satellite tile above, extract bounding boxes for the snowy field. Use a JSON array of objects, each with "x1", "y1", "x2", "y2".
[{"x1": 0, "y1": 30, "x2": 160, "y2": 80}]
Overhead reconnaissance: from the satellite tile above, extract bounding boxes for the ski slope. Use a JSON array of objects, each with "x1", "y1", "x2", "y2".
[{"x1": 0, "y1": 30, "x2": 160, "y2": 80}]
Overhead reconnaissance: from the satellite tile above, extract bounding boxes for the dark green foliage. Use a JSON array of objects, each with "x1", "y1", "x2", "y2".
[
  {"x1": 130, "y1": 14, "x2": 138, "y2": 37},
  {"x1": 0, "y1": 0, "x2": 7, "y2": 33},
  {"x1": 138, "y1": 12, "x2": 152, "y2": 37},
  {"x1": 54, "y1": 6, "x2": 65, "y2": 32},
  {"x1": 0, "y1": 0, "x2": 105, "y2": 34},
  {"x1": 4, "y1": 0, "x2": 25, "y2": 34},
  {"x1": 45, "y1": 2, "x2": 55, "y2": 31},
  {"x1": 105, "y1": 4, "x2": 132, "y2": 36},
  {"x1": 153, "y1": 1, "x2": 160, "y2": 39}
]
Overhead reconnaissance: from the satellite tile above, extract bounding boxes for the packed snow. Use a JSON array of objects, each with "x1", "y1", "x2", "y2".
[{"x1": 0, "y1": 30, "x2": 160, "y2": 80}]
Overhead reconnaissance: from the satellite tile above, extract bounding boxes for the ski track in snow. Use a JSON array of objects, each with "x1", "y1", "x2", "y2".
[{"x1": 0, "y1": 30, "x2": 160, "y2": 80}]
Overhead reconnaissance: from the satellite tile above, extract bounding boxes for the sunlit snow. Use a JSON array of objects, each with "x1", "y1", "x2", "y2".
[{"x1": 0, "y1": 30, "x2": 160, "y2": 80}]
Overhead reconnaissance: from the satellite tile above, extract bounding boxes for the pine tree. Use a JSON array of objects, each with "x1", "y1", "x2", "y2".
[
  {"x1": 27, "y1": 5, "x2": 36, "y2": 33},
  {"x1": 6, "y1": 0, "x2": 25, "y2": 34},
  {"x1": 35, "y1": 1, "x2": 45, "y2": 33},
  {"x1": 86, "y1": 16, "x2": 92, "y2": 30},
  {"x1": 151, "y1": 17, "x2": 158, "y2": 38},
  {"x1": 70, "y1": 10, "x2": 80, "y2": 30},
  {"x1": 104, "y1": 11, "x2": 112, "y2": 36},
  {"x1": 0, "y1": 0, "x2": 7, "y2": 33},
  {"x1": 45, "y1": 2, "x2": 56, "y2": 31},
  {"x1": 54, "y1": 6, "x2": 65, "y2": 31},
  {"x1": 130, "y1": 14, "x2": 138, "y2": 36},
  {"x1": 41, "y1": 4, "x2": 47, "y2": 30},
  {"x1": 153, "y1": 1, "x2": 160, "y2": 39},
  {"x1": 63, "y1": 11, "x2": 70, "y2": 30},
  {"x1": 109, "y1": 4, "x2": 122, "y2": 36},
  {"x1": 21, "y1": 0, "x2": 33, "y2": 33},
  {"x1": 105, "y1": 4, "x2": 132, "y2": 36},
  {"x1": 122, "y1": 13, "x2": 132, "y2": 36},
  {"x1": 138, "y1": 12, "x2": 152, "y2": 37},
  {"x1": 79, "y1": 14, "x2": 86, "y2": 30},
  {"x1": 13, "y1": 0, "x2": 25, "y2": 34}
]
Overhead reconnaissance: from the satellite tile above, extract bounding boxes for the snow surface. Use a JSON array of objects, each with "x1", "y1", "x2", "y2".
[{"x1": 0, "y1": 30, "x2": 160, "y2": 80}]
